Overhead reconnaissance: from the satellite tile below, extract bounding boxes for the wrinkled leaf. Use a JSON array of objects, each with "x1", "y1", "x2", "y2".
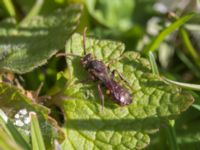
[
  {"x1": 54, "y1": 33, "x2": 194, "y2": 149},
  {"x1": 0, "y1": 4, "x2": 82, "y2": 74},
  {"x1": 0, "y1": 82, "x2": 63, "y2": 149}
]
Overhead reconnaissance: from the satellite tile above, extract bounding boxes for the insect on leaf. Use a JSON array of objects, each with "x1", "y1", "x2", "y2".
[{"x1": 57, "y1": 33, "x2": 194, "y2": 149}]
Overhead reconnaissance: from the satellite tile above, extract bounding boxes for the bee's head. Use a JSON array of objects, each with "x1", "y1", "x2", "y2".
[{"x1": 80, "y1": 53, "x2": 93, "y2": 67}]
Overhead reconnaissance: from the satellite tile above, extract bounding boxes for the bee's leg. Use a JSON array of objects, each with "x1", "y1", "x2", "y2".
[
  {"x1": 97, "y1": 83, "x2": 104, "y2": 111},
  {"x1": 111, "y1": 69, "x2": 129, "y2": 84},
  {"x1": 35, "y1": 82, "x2": 44, "y2": 97},
  {"x1": 82, "y1": 27, "x2": 87, "y2": 54},
  {"x1": 111, "y1": 69, "x2": 134, "y2": 91},
  {"x1": 79, "y1": 74, "x2": 96, "y2": 84},
  {"x1": 56, "y1": 52, "x2": 80, "y2": 58},
  {"x1": 106, "y1": 57, "x2": 126, "y2": 83}
]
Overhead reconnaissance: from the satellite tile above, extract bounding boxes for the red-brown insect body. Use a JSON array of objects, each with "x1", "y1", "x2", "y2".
[{"x1": 81, "y1": 53, "x2": 132, "y2": 106}]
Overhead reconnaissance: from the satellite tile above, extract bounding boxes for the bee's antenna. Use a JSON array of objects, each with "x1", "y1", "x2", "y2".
[{"x1": 83, "y1": 27, "x2": 87, "y2": 55}]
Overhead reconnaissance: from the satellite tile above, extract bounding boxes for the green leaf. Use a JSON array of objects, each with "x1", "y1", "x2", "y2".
[
  {"x1": 0, "y1": 82, "x2": 49, "y2": 116},
  {"x1": 54, "y1": 33, "x2": 194, "y2": 149},
  {"x1": 0, "y1": 4, "x2": 82, "y2": 74},
  {"x1": 85, "y1": 0, "x2": 135, "y2": 31},
  {"x1": 30, "y1": 112, "x2": 46, "y2": 150},
  {"x1": 0, "y1": 82, "x2": 63, "y2": 149},
  {"x1": 143, "y1": 13, "x2": 195, "y2": 54}
]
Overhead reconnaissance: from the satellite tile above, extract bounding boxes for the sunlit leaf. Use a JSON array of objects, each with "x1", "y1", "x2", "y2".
[
  {"x1": 53, "y1": 33, "x2": 194, "y2": 149},
  {"x1": 0, "y1": 4, "x2": 82, "y2": 73}
]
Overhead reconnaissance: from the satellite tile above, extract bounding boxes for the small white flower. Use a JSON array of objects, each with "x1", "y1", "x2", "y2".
[
  {"x1": 24, "y1": 130, "x2": 30, "y2": 135},
  {"x1": 147, "y1": 17, "x2": 162, "y2": 36},
  {"x1": 15, "y1": 120, "x2": 24, "y2": 127},
  {"x1": 24, "y1": 117, "x2": 31, "y2": 124},
  {"x1": 153, "y1": 2, "x2": 168, "y2": 14},
  {"x1": 14, "y1": 114, "x2": 20, "y2": 119},
  {"x1": 19, "y1": 109, "x2": 27, "y2": 115}
]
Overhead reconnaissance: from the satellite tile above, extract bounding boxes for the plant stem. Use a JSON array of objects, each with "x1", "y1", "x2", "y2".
[
  {"x1": 179, "y1": 28, "x2": 200, "y2": 68},
  {"x1": 20, "y1": 0, "x2": 44, "y2": 26},
  {"x1": 2, "y1": 0, "x2": 16, "y2": 17},
  {"x1": 163, "y1": 77, "x2": 200, "y2": 91},
  {"x1": 148, "y1": 52, "x2": 159, "y2": 75},
  {"x1": 166, "y1": 120, "x2": 179, "y2": 150}
]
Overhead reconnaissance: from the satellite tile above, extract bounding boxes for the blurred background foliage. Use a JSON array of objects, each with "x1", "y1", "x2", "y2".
[{"x1": 0, "y1": 0, "x2": 200, "y2": 149}]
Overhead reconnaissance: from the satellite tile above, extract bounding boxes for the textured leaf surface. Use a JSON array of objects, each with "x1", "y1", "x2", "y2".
[
  {"x1": 0, "y1": 4, "x2": 82, "y2": 74},
  {"x1": 59, "y1": 34, "x2": 194, "y2": 149},
  {"x1": 0, "y1": 82, "x2": 63, "y2": 149}
]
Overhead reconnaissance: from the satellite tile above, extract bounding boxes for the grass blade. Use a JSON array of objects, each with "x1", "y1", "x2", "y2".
[
  {"x1": 179, "y1": 27, "x2": 200, "y2": 67},
  {"x1": 0, "y1": 127, "x2": 23, "y2": 150},
  {"x1": 20, "y1": 0, "x2": 44, "y2": 26},
  {"x1": 30, "y1": 112, "x2": 46, "y2": 150},
  {"x1": 176, "y1": 50, "x2": 200, "y2": 78},
  {"x1": 163, "y1": 77, "x2": 200, "y2": 91},
  {"x1": 192, "y1": 104, "x2": 200, "y2": 111},
  {"x1": 143, "y1": 13, "x2": 195, "y2": 54},
  {"x1": 1, "y1": 0, "x2": 16, "y2": 17},
  {"x1": 148, "y1": 52, "x2": 159, "y2": 75},
  {"x1": 166, "y1": 120, "x2": 179, "y2": 150}
]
